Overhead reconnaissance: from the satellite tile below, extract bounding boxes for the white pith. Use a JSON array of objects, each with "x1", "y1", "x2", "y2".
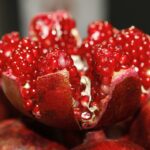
[
  {"x1": 71, "y1": 55, "x2": 88, "y2": 71},
  {"x1": 79, "y1": 75, "x2": 99, "y2": 129},
  {"x1": 71, "y1": 28, "x2": 82, "y2": 47},
  {"x1": 76, "y1": 67, "x2": 139, "y2": 129}
]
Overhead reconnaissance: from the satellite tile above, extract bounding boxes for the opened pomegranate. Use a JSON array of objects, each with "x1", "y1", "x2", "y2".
[
  {"x1": 0, "y1": 32, "x2": 141, "y2": 129},
  {"x1": 29, "y1": 10, "x2": 81, "y2": 55},
  {"x1": 1, "y1": 13, "x2": 144, "y2": 130},
  {"x1": 0, "y1": 119, "x2": 67, "y2": 150},
  {"x1": 73, "y1": 131, "x2": 144, "y2": 150},
  {"x1": 129, "y1": 100, "x2": 150, "y2": 149}
]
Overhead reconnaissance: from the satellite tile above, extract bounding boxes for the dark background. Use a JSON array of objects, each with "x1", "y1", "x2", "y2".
[
  {"x1": 0, "y1": 0, "x2": 150, "y2": 37},
  {"x1": 0, "y1": 0, "x2": 19, "y2": 36},
  {"x1": 109, "y1": 0, "x2": 150, "y2": 33}
]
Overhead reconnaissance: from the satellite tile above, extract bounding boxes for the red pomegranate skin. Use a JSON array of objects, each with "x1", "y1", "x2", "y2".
[
  {"x1": 97, "y1": 72, "x2": 141, "y2": 127},
  {"x1": 129, "y1": 100, "x2": 150, "y2": 149},
  {"x1": 1, "y1": 70, "x2": 78, "y2": 129},
  {"x1": 0, "y1": 119, "x2": 67, "y2": 150},
  {"x1": 73, "y1": 131, "x2": 144, "y2": 150}
]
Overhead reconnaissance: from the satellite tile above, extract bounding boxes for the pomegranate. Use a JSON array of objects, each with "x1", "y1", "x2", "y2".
[
  {"x1": 0, "y1": 33, "x2": 141, "y2": 129},
  {"x1": 29, "y1": 10, "x2": 81, "y2": 55},
  {"x1": 129, "y1": 100, "x2": 150, "y2": 149},
  {"x1": 1, "y1": 13, "x2": 142, "y2": 130},
  {"x1": 73, "y1": 131, "x2": 144, "y2": 150},
  {"x1": 0, "y1": 119, "x2": 67, "y2": 150}
]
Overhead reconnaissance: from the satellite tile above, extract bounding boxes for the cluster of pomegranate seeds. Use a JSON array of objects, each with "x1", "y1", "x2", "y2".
[
  {"x1": 81, "y1": 26, "x2": 150, "y2": 104},
  {"x1": 88, "y1": 21, "x2": 115, "y2": 42},
  {"x1": 114, "y1": 27, "x2": 150, "y2": 90},
  {"x1": 5, "y1": 38, "x2": 43, "y2": 114},
  {"x1": 0, "y1": 32, "x2": 20, "y2": 75},
  {"x1": 79, "y1": 21, "x2": 116, "y2": 68},
  {"x1": 29, "y1": 10, "x2": 81, "y2": 55}
]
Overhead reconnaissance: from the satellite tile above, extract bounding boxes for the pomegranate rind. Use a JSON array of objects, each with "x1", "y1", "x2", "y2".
[
  {"x1": 1, "y1": 70, "x2": 78, "y2": 129},
  {"x1": 97, "y1": 68, "x2": 141, "y2": 127},
  {"x1": 36, "y1": 69, "x2": 78, "y2": 129},
  {"x1": 129, "y1": 101, "x2": 150, "y2": 149},
  {"x1": 0, "y1": 119, "x2": 67, "y2": 150},
  {"x1": 1, "y1": 72, "x2": 29, "y2": 116},
  {"x1": 72, "y1": 139, "x2": 144, "y2": 150}
]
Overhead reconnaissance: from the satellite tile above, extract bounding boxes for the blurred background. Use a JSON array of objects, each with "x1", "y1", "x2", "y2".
[{"x1": 0, "y1": 0, "x2": 150, "y2": 38}]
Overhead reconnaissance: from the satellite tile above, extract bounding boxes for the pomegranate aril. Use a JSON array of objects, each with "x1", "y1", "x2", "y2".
[
  {"x1": 24, "y1": 99, "x2": 34, "y2": 111},
  {"x1": 69, "y1": 66, "x2": 78, "y2": 77},
  {"x1": 32, "y1": 104, "x2": 41, "y2": 118},
  {"x1": 81, "y1": 111, "x2": 92, "y2": 120},
  {"x1": 21, "y1": 88, "x2": 30, "y2": 99}
]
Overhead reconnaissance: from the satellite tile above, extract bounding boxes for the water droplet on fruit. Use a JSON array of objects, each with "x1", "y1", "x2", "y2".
[{"x1": 81, "y1": 111, "x2": 92, "y2": 120}]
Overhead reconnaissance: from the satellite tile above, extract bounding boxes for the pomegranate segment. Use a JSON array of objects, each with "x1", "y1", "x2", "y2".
[
  {"x1": 129, "y1": 101, "x2": 150, "y2": 149},
  {"x1": 0, "y1": 119, "x2": 67, "y2": 150},
  {"x1": 73, "y1": 131, "x2": 144, "y2": 150},
  {"x1": 29, "y1": 10, "x2": 81, "y2": 55}
]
